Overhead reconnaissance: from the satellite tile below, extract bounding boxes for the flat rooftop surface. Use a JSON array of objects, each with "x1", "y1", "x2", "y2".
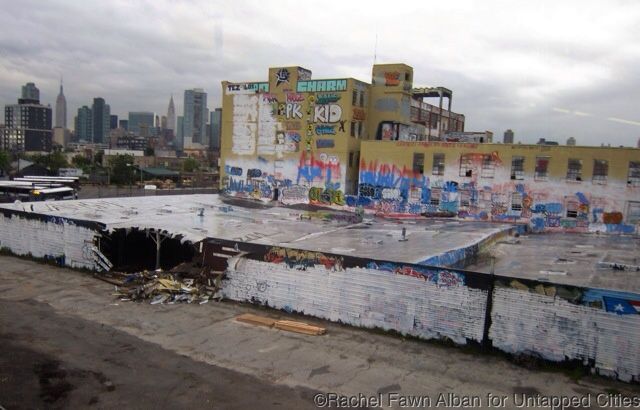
[
  {"x1": 0, "y1": 194, "x2": 511, "y2": 265},
  {"x1": 467, "y1": 233, "x2": 640, "y2": 292}
]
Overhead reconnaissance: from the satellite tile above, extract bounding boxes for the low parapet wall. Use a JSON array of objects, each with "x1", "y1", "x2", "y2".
[
  {"x1": 0, "y1": 208, "x2": 103, "y2": 271},
  {"x1": 215, "y1": 239, "x2": 640, "y2": 382}
]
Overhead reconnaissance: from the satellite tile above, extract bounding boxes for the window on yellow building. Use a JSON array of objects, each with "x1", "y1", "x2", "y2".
[
  {"x1": 413, "y1": 153, "x2": 424, "y2": 175},
  {"x1": 511, "y1": 156, "x2": 525, "y2": 180},
  {"x1": 359, "y1": 91, "x2": 365, "y2": 107},
  {"x1": 628, "y1": 162, "x2": 640, "y2": 186},
  {"x1": 352, "y1": 90, "x2": 358, "y2": 106},
  {"x1": 592, "y1": 159, "x2": 608, "y2": 184},
  {"x1": 349, "y1": 152, "x2": 354, "y2": 168},
  {"x1": 430, "y1": 188, "x2": 441, "y2": 206},
  {"x1": 481, "y1": 155, "x2": 495, "y2": 178},
  {"x1": 511, "y1": 192, "x2": 523, "y2": 211},
  {"x1": 432, "y1": 153, "x2": 445, "y2": 176},
  {"x1": 459, "y1": 155, "x2": 473, "y2": 177},
  {"x1": 350, "y1": 121, "x2": 356, "y2": 137},
  {"x1": 534, "y1": 156, "x2": 550, "y2": 181},
  {"x1": 567, "y1": 159, "x2": 582, "y2": 181}
]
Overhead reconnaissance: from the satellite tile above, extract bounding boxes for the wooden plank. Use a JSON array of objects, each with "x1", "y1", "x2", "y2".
[{"x1": 274, "y1": 320, "x2": 326, "y2": 335}]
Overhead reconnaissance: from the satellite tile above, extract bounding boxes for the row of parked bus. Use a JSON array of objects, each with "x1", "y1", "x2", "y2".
[{"x1": 0, "y1": 176, "x2": 80, "y2": 203}]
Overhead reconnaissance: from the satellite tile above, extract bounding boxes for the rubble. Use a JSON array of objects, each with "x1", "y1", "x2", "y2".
[{"x1": 99, "y1": 262, "x2": 224, "y2": 304}]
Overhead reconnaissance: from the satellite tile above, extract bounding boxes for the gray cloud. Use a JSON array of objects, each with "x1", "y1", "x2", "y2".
[{"x1": 1, "y1": 0, "x2": 639, "y2": 147}]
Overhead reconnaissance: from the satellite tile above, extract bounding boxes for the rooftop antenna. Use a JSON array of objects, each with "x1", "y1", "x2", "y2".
[{"x1": 373, "y1": 28, "x2": 378, "y2": 65}]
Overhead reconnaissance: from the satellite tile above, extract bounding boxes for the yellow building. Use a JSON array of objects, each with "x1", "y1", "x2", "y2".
[
  {"x1": 219, "y1": 63, "x2": 464, "y2": 203},
  {"x1": 220, "y1": 63, "x2": 640, "y2": 233},
  {"x1": 358, "y1": 140, "x2": 640, "y2": 232}
]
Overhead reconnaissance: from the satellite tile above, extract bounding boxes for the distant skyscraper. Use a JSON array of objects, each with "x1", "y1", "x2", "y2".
[
  {"x1": 110, "y1": 115, "x2": 118, "y2": 130},
  {"x1": 166, "y1": 95, "x2": 176, "y2": 131},
  {"x1": 176, "y1": 116, "x2": 184, "y2": 150},
  {"x1": 128, "y1": 112, "x2": 154, "y2": 135},
  {"x1": 3, "y1": 84, "x2": 52, "y2": 152},
  {"x1": 75, "y1": 106, "x2": 92, "y2": 141},
  {"x1": 21, "y1": 82, "x2": 40, "y2": 103},
  {"x1": 183, "y1": 88, "x2": 207, "y2": 146},
  {"x1": 91, "y1": 97, "x2": 110, "y2": 144},
  {"x1": 503, "y1": 129, "x2": 514, "y2": 144},
  {"x1": 566, "y1": 137, "x2": 576, "y2": 146},
  {"x1": 209, "y1": 108, "x2": 222, "y2": 151},
  {"x1": 55, "y1": 79, "x2": 67, "y2": 128},
  {"x1": 119, "y1": 119, "x2": 129, "y2": 131}
]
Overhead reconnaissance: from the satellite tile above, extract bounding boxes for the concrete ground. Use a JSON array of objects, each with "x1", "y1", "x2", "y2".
[
  {"x1": 1, "y1": 256, "x2": 638, "y2": 409},
  {"x1": 467, "y1": 233, "x2": 640, "y2": 292}
]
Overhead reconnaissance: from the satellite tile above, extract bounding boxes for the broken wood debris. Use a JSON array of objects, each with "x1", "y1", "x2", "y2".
[
  {"x1": 99, "y1": 262, "x2": 224, "y2": 305},
  {"x1": 235, "y1": 313, "x2": 326, "y2": 336}
]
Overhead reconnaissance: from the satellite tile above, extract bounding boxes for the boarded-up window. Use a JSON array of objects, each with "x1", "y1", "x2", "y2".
[
  {"x1": 459, "y1": 155, "x2": 473, "y2": 177},
  {"x1": 628, "y1": 162, "x2": 640, "y2": 186},
  {"x1": 413, "y1": 153, "x2": 425, "y2": 174},
  {"x1": 460, "y1": 190, "x2": 471, "y2": 208},
  {"x1": 567, "y1": 159, "x2": 582, "y2": 181},
  {"x1": 511, "y1": 156, "x2": 525, "y2": 180},
  {"x1": 535, "y1": 156, "x2": 550, "y2": 180},
  {"x1": 432, "y1": 153, "x2": 445, "y2": 175},
  {"x1": 481, "y1": 155, "x2": 495, "y2": 178},
  {"x1": 592, "y1": 159, "x2": 608, "y2": 184}
]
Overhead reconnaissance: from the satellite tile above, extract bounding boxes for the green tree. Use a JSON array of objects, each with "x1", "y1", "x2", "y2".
[
  {"x1": 93, "y1": 150, "x2": 104, "y2": 166},
  {"x1": 71, "y1": 154, "x2": 91, "y2": 172},
  {"x1": 108, "y1": 154, "x2": 135, "y2": 185},
  {"x1": 0, "y1": 150, "x2": 10, "y2": 176},
  {"x1": 182, "y1": 157, "x2": 200, "y2": 172},
  {"x1": 25, "y1": 151, "x2": 69, "y2": 173}
]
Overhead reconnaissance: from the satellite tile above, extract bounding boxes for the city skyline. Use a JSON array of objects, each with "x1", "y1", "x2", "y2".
[{"x1": 1, "y1": 1, "x2": 639, "y2": 146}]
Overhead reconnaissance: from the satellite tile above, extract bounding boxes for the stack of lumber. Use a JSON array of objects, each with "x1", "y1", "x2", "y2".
[
  {"x1": 235, "y1": 314, "x2": 326, "y2": 335},
  {"x1": 274, "y1": 320, "x2": 326, "y2": 335}
]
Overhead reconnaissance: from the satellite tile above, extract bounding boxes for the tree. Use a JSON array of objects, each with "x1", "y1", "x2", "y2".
[
  {"x1": 71, "y1": 154, "x2": 91, "y2": 173},
  {"x1": 93, "y1": 150, "x2": 104, "y2": 166},
  {"x1": 182, "y1": 157, "x2": 200, "y2": 172},
  {"x1": 108, "y1": 154, "x2": 135, "y2": 185},
  {"x1": 0, "y1": 151, "x2": 10, "y2": 176},
  {"x1": 26, "y1": 151, "x2": 69, "y2": 173}
]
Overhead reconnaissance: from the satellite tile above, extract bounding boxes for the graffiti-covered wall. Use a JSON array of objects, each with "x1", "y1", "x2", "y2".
[
  {"x1": 355, "y1": 141, "x2": 640, "y2": 233},
  {"x1": 220, "y1": 66, "x2": 362, "y2": 205},
  {"x1": 214, "y1": 239, "x2": 640, "y2": 382},
  {"x1": 0, "y1": 209, "x2": 102, "y2": 270}
]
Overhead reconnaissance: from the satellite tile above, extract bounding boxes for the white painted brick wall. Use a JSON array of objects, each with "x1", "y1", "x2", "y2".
[
  {"x1": 0, "y1": 214, "x2": 99, "y2": 270},
  {"x1": 223, "y1": 259, "x2": 488, "y2": 344},
  {"x1": 490, "y1": 287, "x2": 640, "y2": 382}
]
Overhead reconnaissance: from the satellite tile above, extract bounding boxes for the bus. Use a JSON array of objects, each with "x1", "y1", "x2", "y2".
[
  {"x1": 0, "y1": 181, "x2": 76, "y2": 203},
  {"x1": 14, "y1": 176, "x2": 81, "y2": 190}
]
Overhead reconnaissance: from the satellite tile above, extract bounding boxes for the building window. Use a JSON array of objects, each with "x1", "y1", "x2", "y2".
[
  {"x1": 359, "y1": 91, "x2": 365, "y2": 107},
  {"x1": 511, "y1": 156, "x2": 525, "y2": 180},
  {"x1": 430, "y1": 188, "x2": 441, "y2": 206},
  {"x1": 413, "y1": 153, "x2": 425, "y2": 175},
  {"x1": 432, "y1": 153, "x2": 445, "y2": 176},
  {"x1": 350, "y1": 121, "x2": 356, "y2": 137},
  {"x1": 349, "y1": 152, "x2": 354, "y2": 168},
  {"x1": 459, "y1": 155, "x2": 473, "y2": 177},
  {"x1": 459, "y1": 190, "x2": 471, "y2": 208},
  {"x1": 511, "y1": 192, "x2": 523, "y2": 212},
  {"x1": 592, "y1": 159, "x2": 608, "y2": 184},
  {"x1": 628, "y1": 162, "x2": 640, "y2": 186},
  {"x1": 355, "y1": 151, "x2": 360, "y2": 167},
  {"x1": 627, "y1": 201, "x2": 640, "y2": 224},
  {"x1": 352, "y1": 90, "x2": 358, "y2": 106},
  {"x1": 358, "y1": 121, "x2": 364, "y2": 138},
  {"x1": 481, "y1": 155, "x2": 495, "y2": 178},
  {"x1": 567, "y1": 159, "x2": 582, "y2": 181},
  {"x1": 534, "y1": 156, "x2": 550, "y2": 180},
  {"x1": 566, "y1": 201, "x2": 579, "y2": 218}
]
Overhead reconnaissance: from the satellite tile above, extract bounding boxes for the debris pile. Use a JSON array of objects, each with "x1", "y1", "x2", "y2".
[{"x1": 98, "y1": 262, "x2": 224, "y2": 305}]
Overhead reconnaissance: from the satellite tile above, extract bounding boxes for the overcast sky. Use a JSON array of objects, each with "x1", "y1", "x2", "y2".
[{"x1": 1, "y1": 0, "x2": 639, "y2": 146}]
